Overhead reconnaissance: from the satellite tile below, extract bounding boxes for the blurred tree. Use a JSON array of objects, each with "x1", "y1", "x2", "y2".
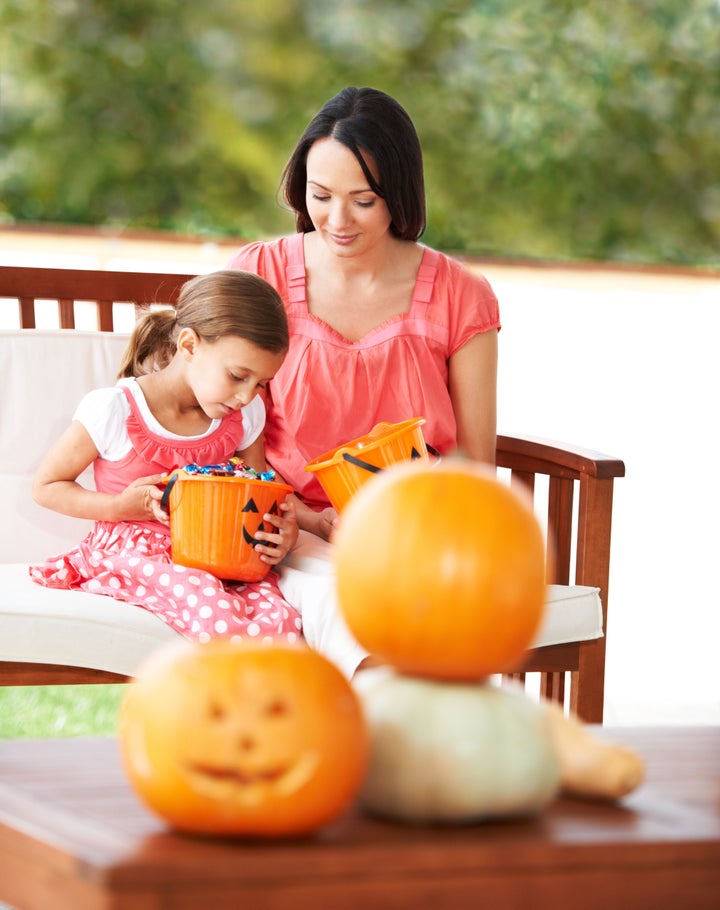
[{"x1": 1, "y1": 0, "x2": 718, "y2": 264}]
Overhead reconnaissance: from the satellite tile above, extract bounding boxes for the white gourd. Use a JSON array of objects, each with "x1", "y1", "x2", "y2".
[{"x1": 353, "y1": 668, "x2": 561, "y2": 822}]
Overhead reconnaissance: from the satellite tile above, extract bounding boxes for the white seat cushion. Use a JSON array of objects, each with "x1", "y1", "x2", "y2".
[
  {"x1": 0, "y1": 564, "x2": 180, "y2": 677},
  {"x1": 0, "y1": 562, "x2": 601, "y2": 677},
  {"x1": 534, "y1": 584, "x2": 603, "y2": 647}
]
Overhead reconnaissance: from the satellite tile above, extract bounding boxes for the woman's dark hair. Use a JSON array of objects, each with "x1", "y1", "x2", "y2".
[
  {"x1": 118, "y1": 270, "x2": 289, "y2": 378},
  {"x1": 281, "y1": 86, "x2": 426, "y2": 241}
]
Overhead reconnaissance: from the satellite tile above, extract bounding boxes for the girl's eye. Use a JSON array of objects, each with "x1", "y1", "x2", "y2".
[{"x1": 230, "y1": 373, "x2": 247, "y2": 383}]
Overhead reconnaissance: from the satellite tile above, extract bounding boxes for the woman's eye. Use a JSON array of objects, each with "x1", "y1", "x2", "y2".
[
  {"x1": 356, "y1": 199, "x2": 375, "y2": 208},
  {"x1": 311, "y1": 193, "x2": 330, "y2": 202}
]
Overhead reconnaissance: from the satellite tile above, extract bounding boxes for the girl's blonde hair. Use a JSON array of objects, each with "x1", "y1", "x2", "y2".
[{"x1": 118, "y1": 270, "x2": 289, "y2": 378}]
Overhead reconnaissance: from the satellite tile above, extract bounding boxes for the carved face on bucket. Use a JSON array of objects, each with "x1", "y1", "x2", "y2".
[{"x1": 119, "y1": 640, "x2": 369, "y2": 837}]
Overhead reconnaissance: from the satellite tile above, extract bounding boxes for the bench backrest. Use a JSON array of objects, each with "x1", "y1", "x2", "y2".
[
  {"x1": 0, "y1": 330, "x2": 130, "y2": 562},
  {"x1": 0, "y1": 265, "x2": 192, "y2": 331}
]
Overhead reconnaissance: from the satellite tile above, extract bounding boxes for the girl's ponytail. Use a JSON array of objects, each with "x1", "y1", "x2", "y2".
[{"x1": 117, "y1": 308, "x2": 177, "y2": 378}]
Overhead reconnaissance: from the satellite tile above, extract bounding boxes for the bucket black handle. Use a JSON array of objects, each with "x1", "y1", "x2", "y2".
[
  {"x1": 159, "y1": 472, "x2": 180, "y2": 512},
  {"x1": 341, "y1": 444, "x2": 441, "y2": 476}
]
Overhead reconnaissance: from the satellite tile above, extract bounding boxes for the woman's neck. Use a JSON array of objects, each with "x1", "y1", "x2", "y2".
[{"x1": 305, "y1": 231, "x2": 416, "y2": 284}]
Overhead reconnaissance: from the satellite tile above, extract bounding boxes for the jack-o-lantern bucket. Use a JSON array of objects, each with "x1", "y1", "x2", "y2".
[
  {"x1": 304, "y1": 417, "x2": 437, "y2": 513},
  {"x1": 164, "y1": 472, "x2": 292, "y2": 582}
]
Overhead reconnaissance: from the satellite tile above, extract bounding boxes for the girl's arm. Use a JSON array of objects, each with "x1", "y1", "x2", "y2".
[
  {"x1": 32, "y1": 421, "x2": 165, "y2": 523},
  {"x1": 447, "y1": 329, "x2": 499, "y2": 465},
  {"x1": 234, "y1": 433, "x2": 271, "y2": 475}
]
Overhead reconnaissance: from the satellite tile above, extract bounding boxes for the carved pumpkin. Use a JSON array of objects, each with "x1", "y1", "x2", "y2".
[
  {"x1": 354, "y1": 668, "x2": 561, "y2": 822},
  {"x1": 334, "y1": 459, "x2": 548, "y2": 680},
  {"x1": 119, "y1": 640, "x2": 369, "y2": 837}
]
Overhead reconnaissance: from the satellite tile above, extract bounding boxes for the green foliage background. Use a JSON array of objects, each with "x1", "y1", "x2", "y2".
[{"x1": 2, "y1": 0, "x2": 719, "y2": 265}]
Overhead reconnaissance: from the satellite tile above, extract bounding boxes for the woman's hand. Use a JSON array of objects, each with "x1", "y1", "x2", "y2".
[
  {"x1": 312, "y1": 507, "x2": 340, "y2": 542},
  {"x1": 253, "y1": 498, "x2": 300, "y2": 565},
  {"x1": 292, "y1": 496, "x2": 339, "y2": 542}
]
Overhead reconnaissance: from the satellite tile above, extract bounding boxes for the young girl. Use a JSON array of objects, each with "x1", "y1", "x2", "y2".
[{"x1": 29, "y1": 270, "x2": 303, "y2": 645}]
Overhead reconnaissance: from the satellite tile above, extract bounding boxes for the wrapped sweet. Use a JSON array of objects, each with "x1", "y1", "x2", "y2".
[{"x1": 179, "y1": 459, "x2": 276, "y2": 482}]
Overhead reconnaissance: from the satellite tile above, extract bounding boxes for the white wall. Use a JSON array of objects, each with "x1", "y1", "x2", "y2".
[{"x1": 486, "y1": 263, "x2": 720, "y2": 724}]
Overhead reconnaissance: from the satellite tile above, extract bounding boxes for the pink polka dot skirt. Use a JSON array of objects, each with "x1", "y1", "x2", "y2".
[{"x1": 29, "y1": 521, "x2": 303, "y2": 645}]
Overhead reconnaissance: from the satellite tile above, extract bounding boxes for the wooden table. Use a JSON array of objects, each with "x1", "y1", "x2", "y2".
[{"x1": 0, "y1": 727, "x2": 718, "y2": 909}]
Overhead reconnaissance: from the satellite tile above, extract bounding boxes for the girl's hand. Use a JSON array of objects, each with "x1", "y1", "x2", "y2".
[
  {"x1": 114, "y1": 474, "x2": 169, "y2": 525},
  {"x1": 253, "y1": 498, "x2": 299, "y2": 565}
]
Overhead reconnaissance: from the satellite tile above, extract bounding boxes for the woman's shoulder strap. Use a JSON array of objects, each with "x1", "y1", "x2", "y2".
[
  {"x1": 285, "y1": 232, "x2": 307, "y2": 306},
  {"x1": 412, "y1": 245, "x2": 440, "y2": 313}
]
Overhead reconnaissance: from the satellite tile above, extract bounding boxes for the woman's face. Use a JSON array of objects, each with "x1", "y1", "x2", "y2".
[
  {"x1": 182, "y1": 332, "x2": 285, "y2": 420},
  {"x1": 305, "y1": 138, "x2": 393, "y2": 257}
]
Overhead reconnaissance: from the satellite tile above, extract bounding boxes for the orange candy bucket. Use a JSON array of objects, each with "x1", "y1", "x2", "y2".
[
  {"x1": 163, "y1": 472, "x2": 293, "y2": 582},
  {"x1": 305, "y1": 417, "x2": 437, "y2": 513}
]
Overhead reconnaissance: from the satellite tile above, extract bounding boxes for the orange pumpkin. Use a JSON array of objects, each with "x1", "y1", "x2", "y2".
[
  {"x1": 333, "y1": 459, "x2": 548, "y2": 680},
  {"x1": 119, "y1": 640, "x2": 369, "y2": 837}
]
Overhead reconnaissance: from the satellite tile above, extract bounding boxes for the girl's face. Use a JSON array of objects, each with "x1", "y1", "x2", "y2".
[
  {"x1": 182, "y1": 333, "x2": 285, "y2": 420},
  {"x1": 305, "y1": 137, "x2": 393, "y2": 257}
]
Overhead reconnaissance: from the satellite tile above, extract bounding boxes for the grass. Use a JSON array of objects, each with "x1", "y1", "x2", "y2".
[{"x1": 0, "y1": 685, "x2": 126, "y2": 738}]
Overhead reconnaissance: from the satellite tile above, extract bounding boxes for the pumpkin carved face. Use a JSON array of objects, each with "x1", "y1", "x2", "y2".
[
  {"x1": 119, "y1": 640, "x2": 369, "y2": 837},
  {"x1": 333, "y1": 459, "x2": 548, "y2": 680}
]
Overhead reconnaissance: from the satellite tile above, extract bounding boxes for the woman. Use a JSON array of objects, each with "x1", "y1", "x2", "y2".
[{"x1": 228, "y1": 86, "x2": 500, "y2": 541}]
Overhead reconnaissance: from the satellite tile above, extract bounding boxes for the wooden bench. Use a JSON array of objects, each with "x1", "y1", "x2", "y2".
[{"x1": 0, "y1": 265, "x2": 625, "y2": 721}]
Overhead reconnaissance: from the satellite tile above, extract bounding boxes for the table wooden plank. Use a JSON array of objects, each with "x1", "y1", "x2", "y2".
[{"x1": 0, "y1": 728, "x2": 718, "y2": 909}]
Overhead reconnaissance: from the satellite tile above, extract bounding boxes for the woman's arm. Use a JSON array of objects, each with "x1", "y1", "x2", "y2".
[
  {"x1": 32, "y1": 421, "x2": 165, "y2": 522},
  {"x1": 447, "y1": 329, "x2": 498, "y2": 465}
]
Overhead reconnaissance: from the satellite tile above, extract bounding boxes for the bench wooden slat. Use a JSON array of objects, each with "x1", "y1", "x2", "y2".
[{"x1": 1, "y1": 266, "x2": 193, "y2": 330}]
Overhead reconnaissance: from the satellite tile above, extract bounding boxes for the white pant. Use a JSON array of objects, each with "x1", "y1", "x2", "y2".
[{"x1": 277, "y1": 531, "x2": 368, "y2": 679}]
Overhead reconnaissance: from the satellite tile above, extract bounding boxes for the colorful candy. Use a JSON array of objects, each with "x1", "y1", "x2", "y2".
[{"x1": 179, "y1": 459, "x2": 276, "y2": 482}]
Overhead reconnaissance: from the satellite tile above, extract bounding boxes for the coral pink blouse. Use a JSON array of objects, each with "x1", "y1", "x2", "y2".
[{"x1": 228, "y1": 234, "x2": 500, "y2": 510}]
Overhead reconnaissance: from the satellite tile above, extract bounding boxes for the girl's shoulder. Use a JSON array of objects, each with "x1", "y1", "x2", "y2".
[
  {"x1": 72, "y1": 382, "x2": 131, "y2": 458},
  {"x1": 74, "y1": 381, "x2": 129, "y2": 416}
]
